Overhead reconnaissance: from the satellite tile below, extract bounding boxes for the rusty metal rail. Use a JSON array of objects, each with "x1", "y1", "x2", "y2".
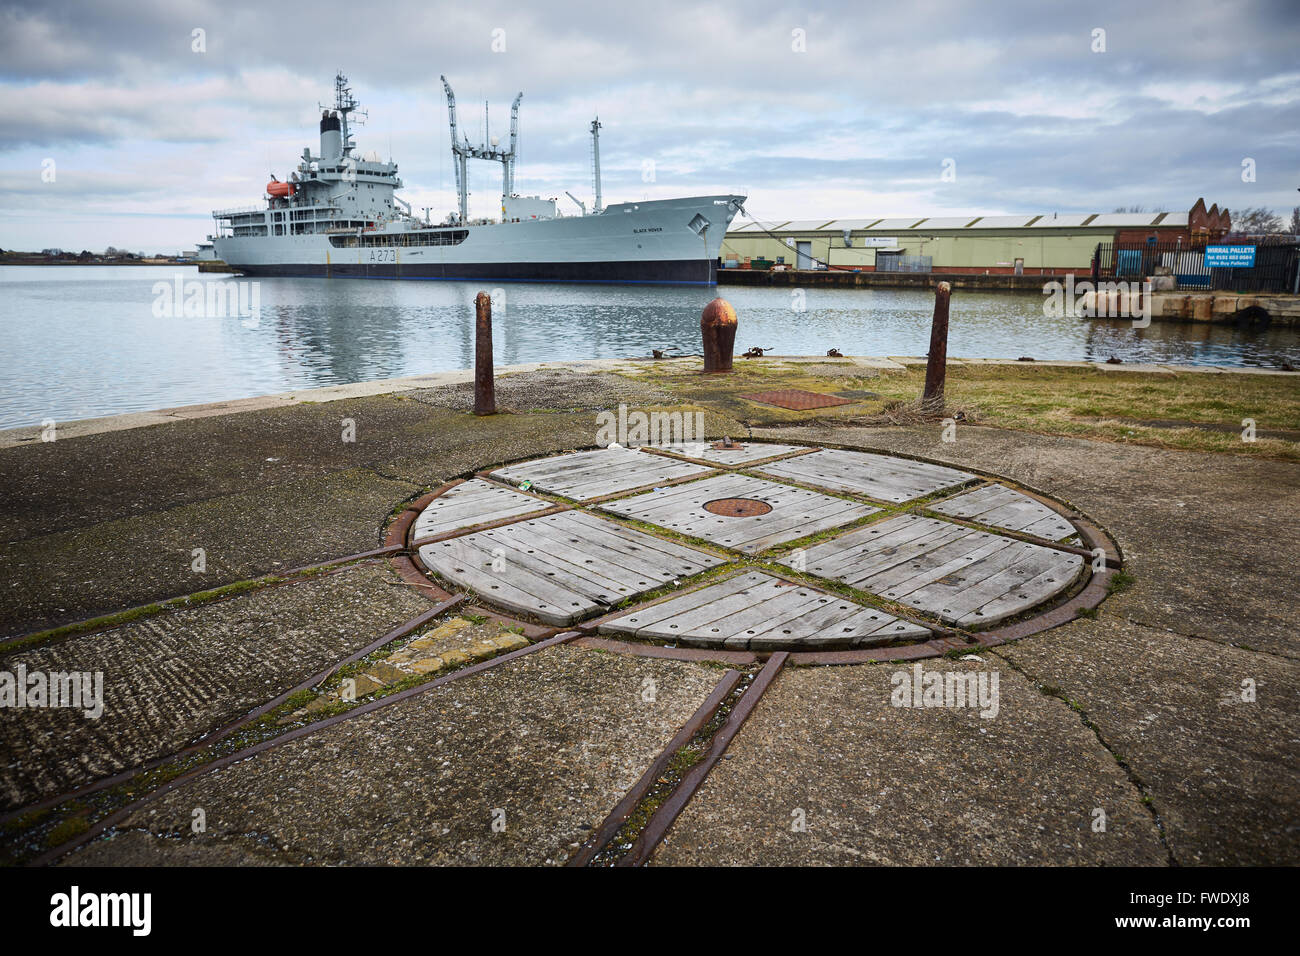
[
  {"x1": 618, "y1": 651, "x2": 789, "y2": 866},
  {"x1": 567, "y1": 668, "x2": 744, "y2": 867}
]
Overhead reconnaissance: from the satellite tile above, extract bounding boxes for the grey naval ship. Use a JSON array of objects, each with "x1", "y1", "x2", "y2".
[{"x1": 212, "y1": 73, "x2": 744, "y2": 285}]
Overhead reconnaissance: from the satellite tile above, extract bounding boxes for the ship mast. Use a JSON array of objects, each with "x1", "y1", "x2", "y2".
[
  {"x1": 325, "y1": 71, "x2": 366, "y2": 159},
  {"x1": 590, "y1": 118, "x2": 603, "y2": 215}
]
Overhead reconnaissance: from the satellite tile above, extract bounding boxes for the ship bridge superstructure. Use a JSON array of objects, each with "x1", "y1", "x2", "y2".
[{"x1": 215, "y1": 71, "x2": 410, "y2": 241}]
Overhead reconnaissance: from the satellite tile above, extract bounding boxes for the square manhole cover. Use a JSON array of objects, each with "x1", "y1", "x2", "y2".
[{"x1": 741, "y1": 389, "x2": 856, "y2": 410}]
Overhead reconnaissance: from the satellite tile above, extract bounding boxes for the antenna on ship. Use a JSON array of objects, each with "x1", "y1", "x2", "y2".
[
  {"x1": 322, "y1": 71, "x2": 366, "y2": 159},
  {"x1": 590, "y1": 118, "x2": 603, "y2": 214}
]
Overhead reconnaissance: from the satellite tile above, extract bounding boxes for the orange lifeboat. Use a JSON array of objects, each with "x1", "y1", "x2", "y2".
[{"x1": 266, "y1": 180, "x2": 295, "y2": 198}]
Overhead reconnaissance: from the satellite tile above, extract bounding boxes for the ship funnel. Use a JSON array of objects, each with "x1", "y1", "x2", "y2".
[{"x1": 320, "y1": 110, "x2": 342, "y2": 161}]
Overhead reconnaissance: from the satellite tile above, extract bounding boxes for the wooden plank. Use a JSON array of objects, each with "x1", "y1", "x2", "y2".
[
  {"x1": 554, "y1": 510, "x2": 728, "y2": 572},
  {"x1": 930, "y1": 484, "x2": 1075, "y2": 540},
  {"x1": 1016, "y1": 514, "x2": 1077, "y2": 541},
  {"x1": 749, "y1": 603, "x2": 929, "y2": 648},
  {"x1": 419, "y1": 510, "x2": 722, "y2": 626},
  {"x1": 474, "y1": 526, "x2": 646, "y2": 600},
  {"x1": 926, "y1": 483, "x2": 1003, "y2": 516},
  {"x1": 600, "y1": 573, "x2": 768, "y2": 634},
  {"x1": 718, "y1": 590, "x2": 836, "y2": 648},
  {"x1": 419, "y1": 538, "x2": 584, "y2": 625},
  {"x1": 744, "y1": 595, "x2": 872, "y2": 643},
  {"x1": 600, "y1": 472, "x2": 754, "y2": 515},
  {"x1": 641, "y1": 580, "x2": 799, "y2": 644},
  {"x1": 757, "y1": 448, "x2": 975, "y2": 502},
  {"x1": 795, "y1": 517, "x2": 968, "y2": 581},
  {"x1": 861, "y1": 532, "x2": 1015, "y2": 596},
  {"x1": 648, "y1": 441, "x2": 807, "y2": 466},
  {"x1": 889, "y1": 541, "x2": 1044, "y2": 616},
  {"x1": 599, "y1": 571, "x2": 932, "y2": 650},
  {"x1": 492, "y1": 514, "x2": 705, "y2": 585},
  {"x1": 904, "y1": 541, "x2": 1076, "y2": 624},
  {"x1": 600, "y1": 474, "x2": 876, "y2": 553},
  {"x1": 411, "y1": 478, "x2": 552, "y2": 537},
  {"x1": 788, "y1": 511, "x2": 1084, "y2": 625},
  {"x1": 956, "y1": 557, "x2": 1084, "y2": 625},
  {"x1": 492, "y1": 447, "x2": 710, "y2": 500}
]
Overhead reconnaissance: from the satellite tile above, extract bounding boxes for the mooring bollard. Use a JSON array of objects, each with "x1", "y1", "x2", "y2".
[
  {"x1": 921, "y1": 282, "x2": 951, "y2": 411},
  {"x1": 474, "y1": 291, "x2": 496, "y2": 416},
  {"x1": 701, "y1": 297, "x2": 737, "y2": 373}
]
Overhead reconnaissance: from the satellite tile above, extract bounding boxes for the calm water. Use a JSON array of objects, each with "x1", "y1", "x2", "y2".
[{"x1": 2, "y1": 265, "x2": 1297, "y2": 429}]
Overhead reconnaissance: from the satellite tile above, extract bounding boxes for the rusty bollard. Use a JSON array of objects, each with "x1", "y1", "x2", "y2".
[
  {"x1": 474, "y1": 291, "x2": 496, "y2": 416},
  {"x1": 701, "y1": 297, "x2": 737, "y2": 373},
  {"x1": 921, "y1": 282, "x2": 951, "y2": 412}
]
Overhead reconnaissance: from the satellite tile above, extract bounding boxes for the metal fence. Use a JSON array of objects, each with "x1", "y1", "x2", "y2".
[{"x1": 1093, "y1": 237, "x2": 1299, "y2": 293}]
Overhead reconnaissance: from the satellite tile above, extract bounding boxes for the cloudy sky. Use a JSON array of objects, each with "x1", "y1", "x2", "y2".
[{"x1": 2, "y1": 0, "x2": 1297, "y2": 252}]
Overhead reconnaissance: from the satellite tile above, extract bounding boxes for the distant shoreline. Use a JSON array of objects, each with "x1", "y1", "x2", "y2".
[{"x1": 0, "y1": 259, "x2": 197, "y2": 266}]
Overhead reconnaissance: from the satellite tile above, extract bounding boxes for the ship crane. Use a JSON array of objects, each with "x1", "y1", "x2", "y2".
[
  {"x1": 440, "y1": 75, "x2": 469, "y2": 223},
  {"x1": 440, "y1": 76, "x2": 522, "y2": 223}
]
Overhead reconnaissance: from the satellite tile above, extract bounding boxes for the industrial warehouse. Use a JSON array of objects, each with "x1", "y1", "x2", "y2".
[{"x1": 722, "y1": 198, "x2": 1232, "y2": 275}]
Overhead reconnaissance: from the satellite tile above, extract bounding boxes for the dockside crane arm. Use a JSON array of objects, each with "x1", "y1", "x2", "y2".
[
  {"x1": 441, "y1": 75, "x2": 469, "y2": 222},
  {"x1": 440, "y1": 75, "x2": 460, "y2": 155},
  {"x1": 507, "y1": 93, "x2": 522, "y2": 196}
]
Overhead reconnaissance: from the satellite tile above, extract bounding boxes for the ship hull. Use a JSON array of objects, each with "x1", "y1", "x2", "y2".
[
  {"x1": 234, "y1": 257, "x2": 716, "y2": 284},
  {"x1": 215, "y1": 195, "x2": 741, "y2": 287}
]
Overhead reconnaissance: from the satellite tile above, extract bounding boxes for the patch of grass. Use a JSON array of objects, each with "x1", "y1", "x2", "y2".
[
  {"x1": 872, "y1": 365, "x2": 1300, "y2": 461},
  {"x1": 638, "y1": 359, "x2": 1299, "y2": 461},
  {"x1": 1, "y1": 806, "x2": 51, "y2": 833},
  {"x1": 1108, "y1": 570, "x2": 1135, "y2": 594},
  {"x1": 45, "y1": 814, "x2": 89, "y2": 848}
]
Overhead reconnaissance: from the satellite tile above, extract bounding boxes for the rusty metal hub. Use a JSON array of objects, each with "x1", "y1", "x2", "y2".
[{"x1": 703, "y1": 497, "x2": 773, "y2": 517}]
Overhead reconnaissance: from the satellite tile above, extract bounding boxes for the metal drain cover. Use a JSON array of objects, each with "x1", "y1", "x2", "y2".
[
  {"x1": 741, "y1": 389, "x2": 856, "y2": 410},
  {"x1": 703, "y1": 497, "x2": 773, "y2": 517}
]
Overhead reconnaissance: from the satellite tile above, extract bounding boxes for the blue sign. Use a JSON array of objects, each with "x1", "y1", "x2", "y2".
[{"x1": 1204, "y1": 245, "x2": 1256, "y2": 268}]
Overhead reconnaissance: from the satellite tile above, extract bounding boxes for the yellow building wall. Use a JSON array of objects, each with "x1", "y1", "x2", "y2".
[{"x1": 721, "y1": 229, "x2": 1105, "y2": 270}]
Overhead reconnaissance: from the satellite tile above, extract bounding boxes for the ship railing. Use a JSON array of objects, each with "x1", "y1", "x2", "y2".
[{"x1": 213, "y1": 205, "x2": 264, "y2": 218}]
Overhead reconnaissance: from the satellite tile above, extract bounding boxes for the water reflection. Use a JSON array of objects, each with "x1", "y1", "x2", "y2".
[{"x1": 1, "y1": 266, "x2": 1295, "y2": 428}]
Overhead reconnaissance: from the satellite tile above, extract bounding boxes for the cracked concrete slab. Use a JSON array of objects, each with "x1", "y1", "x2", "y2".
[
  {"x1": 651, "y1": 662, "x2": 1167, "y2": 866},
  {"x1": 0, "y1": 468, "x2": 420, "y2": 638},
  {"x1": 0, "y1": 394, "x2": 440, "y2": 543},
  {"x1": 995, "y1": 615, "x2": 1300, "y2": 865},
  {"x1": 406, "y1": 368, "x2": 676, "y2": 413},
  {"x1": 0, "y1": 562, "x2": 429, "y2": 811},
  {"x1": 65, "y1": 645, "x2": 721, "y2": 866}
]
